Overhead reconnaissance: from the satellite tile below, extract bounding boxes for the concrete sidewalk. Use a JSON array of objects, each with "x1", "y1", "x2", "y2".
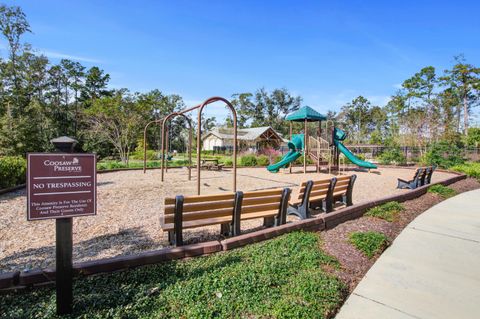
[{"x1": 336, "y1": 189, "x2": 480, "y2": 319}]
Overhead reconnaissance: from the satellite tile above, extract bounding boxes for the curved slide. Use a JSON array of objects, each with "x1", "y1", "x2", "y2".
[
  {"x1": 267, "y1": 134, "x2": 303, "y2": 173},
  {"x1": 334, "y1": 128, "x2": 377, "y2": 169}
]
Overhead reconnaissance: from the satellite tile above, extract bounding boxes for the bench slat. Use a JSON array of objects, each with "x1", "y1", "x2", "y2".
[
  {"x1": 164, "y1": 193, "x2": 235, "y2": 205},
  {"x1": 333, "y1": 185, "x2": 348, "y2": 193},
  {"x1": 242, "y1": 195, "x2": 282, "y2": 206},
  {"x1": 161, "y1": 215, "x2": 232, "y2": 231},
  {"x1": 164, "y1": 207, "x2": 234, "y2": 224},
  {"x1": 243, "y1": 189, "x2": 283, "y2": 198},
  {"x1": 165, "y1": 200, "x2": 235, "y2": 214},
  {"x1": 300, "y1": 179, "x2": 331, "y2": 187},
  {"x1": 299, "y1": 183, "x2": 330, "y2": 194},
  {"x1": 241, "y1": 202, "x2": 280, "y2": 214}
]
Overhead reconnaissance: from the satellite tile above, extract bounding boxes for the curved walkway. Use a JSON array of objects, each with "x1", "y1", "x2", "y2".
[{"x1": 336, "y1": 189, "x2": 480, "y2": 319}]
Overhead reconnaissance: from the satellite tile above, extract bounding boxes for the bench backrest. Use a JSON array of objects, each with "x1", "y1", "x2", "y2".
[
  {"x1": 164, "y1": 188, "x2": 291, "y2": 245},
  {"x1": 163, "y1": 193, "x2": 235, "y2": 226},
  {"x1": 333, "y1": 175, "x2": 352, "y2": 194},
  {"x1": 332, "y1": 175, "x2": 356, "y2": 206},
  {"x1": 241, "y1": 188, "x2": 286, "y2": 216},
  {"x1": 298, "y1": 178, "x2": 332, "y2": 202}
]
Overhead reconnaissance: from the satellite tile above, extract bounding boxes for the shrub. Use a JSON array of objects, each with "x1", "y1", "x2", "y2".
[
  {"x1": 428, "y1": 184, "x2": 457, "y2": 198},
  {"x1": 258, "y1": 146, "x2": 281, "y2": 158},
  {"x1": 451, "y1": 162, "x2": 480, "y2": 180},
  {"x1": 342, "y1": 152, "x2": 365, "y2": 165},
  {"x1": 240, "y1": 155, "x2": 257, "y2": 166},
  {"x1": 378, "y1": 148, "x2": 406, "y2": 165},
  {"x1": 349, "y1": 231, "x2": 389, "y2": 258},
  {"x1": 365, "y1": 201, "x2": 405, "y2": 222},
  {"x1": 0, "y1": 156, "x2": 26, "y2": 188},
  {"x1": 130, "y1": 150, "x2": 158, "y2": 160},
  {"x1": 423, "y1": 141, "x2": 465, "y2": 168},
  {"x1": 222, "y1": 158, "x2": 233, "y2": 166},
  {"x1": 256, "y1": 155, "x2": 270, "y2": 166},
  {"x1": 295, "y1": 155, "x2": 313, "y2": 165}
]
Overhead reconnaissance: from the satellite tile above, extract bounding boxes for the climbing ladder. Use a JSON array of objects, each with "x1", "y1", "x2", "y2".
[{"x1": 308, "y1": 136, "x2": 333, "y2": 173}]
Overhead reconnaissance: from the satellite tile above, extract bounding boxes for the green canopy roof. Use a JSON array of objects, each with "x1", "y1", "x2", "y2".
[{"x1": 285, "y1": 105, "x2": 327, "y2": 122}]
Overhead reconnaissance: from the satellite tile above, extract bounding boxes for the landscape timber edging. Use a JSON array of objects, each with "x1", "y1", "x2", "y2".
[
  {"x1": 220, "y1": 217, "x2": 325, "y2": 251},
  {"x1": 0, "y1": 172, "x2": 467, "y2": 292},
  {"x1": 0, "y1": 184, "x2": 26, "y2": 195}
]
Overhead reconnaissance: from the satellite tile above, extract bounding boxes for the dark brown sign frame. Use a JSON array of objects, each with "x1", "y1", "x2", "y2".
[{"x1": 27, "y1": 153, "x2": 97, "y2": 221}]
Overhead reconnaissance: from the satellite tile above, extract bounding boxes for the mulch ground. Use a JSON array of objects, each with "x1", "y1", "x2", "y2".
[{"x1": 320, "y1": 178, "x2": 480, "y2": 292}]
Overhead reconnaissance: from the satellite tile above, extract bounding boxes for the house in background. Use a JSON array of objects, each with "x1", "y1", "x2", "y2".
[{"x1": 202, "y1": 126, "x2": 286, "y2": 152}]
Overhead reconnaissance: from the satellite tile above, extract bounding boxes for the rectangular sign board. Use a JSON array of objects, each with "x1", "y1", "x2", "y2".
[{"x1": 27, "y1": 153, "x2": 96, "y2": 220}]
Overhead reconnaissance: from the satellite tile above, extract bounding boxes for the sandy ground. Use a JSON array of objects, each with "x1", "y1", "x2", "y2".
[{"x1": 0, "y1": 166, "x2": 455, "y2": 273}]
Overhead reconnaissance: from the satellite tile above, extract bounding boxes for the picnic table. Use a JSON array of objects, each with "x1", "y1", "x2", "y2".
[{"x1": 201, "y1": 159, "x2": 224, "y2": 171}]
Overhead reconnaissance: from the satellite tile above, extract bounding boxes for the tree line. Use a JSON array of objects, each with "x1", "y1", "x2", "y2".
[
  {"x1": 1, "y1": 4, "x2": 479, "y2": 165},
  {"x1": 332, "y1": 59, "x2": 480, "y2": 149}
]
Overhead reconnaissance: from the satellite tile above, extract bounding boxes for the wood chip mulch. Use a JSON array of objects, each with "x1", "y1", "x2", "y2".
[{"x1": 320, "y1": 178, "x2": 480, "y2": 292}]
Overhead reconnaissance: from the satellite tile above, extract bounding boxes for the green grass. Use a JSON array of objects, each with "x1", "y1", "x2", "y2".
[
  {"x1": 0, "y1": 232, "x2": 347, "y2": 319},
  {"x1": 428, "y1": 184, "x2": 457, "y2": 198},
  {"x1": 349, "y1": 231, "x2": 389, "y2": 259},
  {"x1": 451, "y1": 162, "x2": 480, "y2": 180},
  {"x1": 364, "y1": 201, "x2": 405, "y2": 222}
]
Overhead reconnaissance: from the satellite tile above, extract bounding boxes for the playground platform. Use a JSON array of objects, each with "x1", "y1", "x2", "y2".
[{"x1": 336, "y1": 189, "x2": 480, "y2": 319}]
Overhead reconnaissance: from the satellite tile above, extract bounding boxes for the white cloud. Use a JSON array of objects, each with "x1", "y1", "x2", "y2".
[{"x1": 40, "y1": 49, "x2": 101, "y2": 63}]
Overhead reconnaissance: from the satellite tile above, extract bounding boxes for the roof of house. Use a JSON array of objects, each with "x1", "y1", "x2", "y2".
[
  {"x1": 286, "y1": 105, "x2": 327, "y2": 122},
  {"x1": 203, "y1": 126, "x2": 284, "y2": 142}
]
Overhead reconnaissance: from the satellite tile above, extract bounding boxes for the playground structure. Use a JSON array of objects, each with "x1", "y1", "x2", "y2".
[
  {"x1": 144, "y1": 102, "x2": 376, "y2": 193},
  {"x1": 143, "y1": 96, "x2": 238, "y2": 195},
  {"x1": 142, "y1": 115, "x2": 192, "y2": 180},
  {"x1": 267, "y1": 106, "x2": 377, "y2": 174}
]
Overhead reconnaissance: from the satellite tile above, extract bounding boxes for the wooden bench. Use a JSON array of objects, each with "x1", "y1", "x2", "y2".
[
  {"x1": 288, "y1": 178, "x2": 336, "y2": 219},
  {"x1": 397, "y1": 168, "x2": 424, "y2": 189},
  {"x1": 332, "y1": 175, "x2": 356, "y2": 207},
  {"x1": 231, "y1": 188, "x2": 291, "y2": 236},
  {"x1": 162, "y1": 188, "x2": 291, "y2": 246}
]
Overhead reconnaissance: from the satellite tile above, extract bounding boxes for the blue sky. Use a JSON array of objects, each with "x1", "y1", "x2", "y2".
[{"x1": 4, "y1": 0, "x2": 480, "y2": 121}]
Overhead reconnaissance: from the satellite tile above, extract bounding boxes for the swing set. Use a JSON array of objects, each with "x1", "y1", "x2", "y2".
[{"x1": 143, "y1": 96, "x2": 238, "y2": 195}]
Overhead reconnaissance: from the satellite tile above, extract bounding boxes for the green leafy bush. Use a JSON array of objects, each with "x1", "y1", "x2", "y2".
[
  {"x1": 295, "y1": 155, "x2": 314, "y2": 165},
  {"x1": 130, "y1": 150, "x2": 158, "y2": 160},
  {"x1": 0, "y1": 156, "x2": 26, "y2": 188},
  {"x1": 343, "y1": 152, "x2": 365, "y2": 165},
  {"x1": 222, "y1": 158, "x2": 233, "y2": 166},
  {"x1": 256, "y1": 155, "x2": 270, "y2": 166},
  {"x1": 451, "y1": 162, "x2": 480, "y2": 180},
  {"x1": 378, "y1": 148, "x2": 406, "y2": 165},
  {"x1": 349, "y1": 231, "x2": 389, "y2": 258},
  {"x1": 423, "y1": 141, "x2": 465, "y2": 168},
  {"x1": 365, "y1": 201, "x2": 405, "y2": 222},
  {"x1": 240, "y1": 155, "x2": 257, "y2": 166},
  {"x1": 428, "y1": 184, "x2": 457, "y2": 198},
  {"x1": 0, "y1": 232, "x2": 346, "y2": 318}
]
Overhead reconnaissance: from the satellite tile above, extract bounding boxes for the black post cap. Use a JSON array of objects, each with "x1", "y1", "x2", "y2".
[{"x1": 50, "y1": 136, "x2": 78, "y2": 153}]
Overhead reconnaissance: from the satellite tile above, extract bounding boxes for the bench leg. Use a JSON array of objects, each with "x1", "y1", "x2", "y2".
[
  {"x1": 288, "y1": 205, "x2": 307, "y2": 219},
  {"x1": 168, "y1": 230, "x2": 175, "y2": 245},
  {"x1": 264, "y1": 216, "x2": 275, "y2": 227},
  {"x1": 220, "y1": 223, "x2": 231, "y2": 236}
]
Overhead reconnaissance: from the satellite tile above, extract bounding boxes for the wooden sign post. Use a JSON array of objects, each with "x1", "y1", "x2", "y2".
[{"x1": 27, "y1": 137, "x2": 96, "y2": 315}]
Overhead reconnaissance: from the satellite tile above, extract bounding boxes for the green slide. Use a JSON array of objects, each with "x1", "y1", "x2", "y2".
[
  {"x1": 333, "y1": 128, "x2": 377, "y2": 169},
  {"x1": 267, "y1": 134, "x2": 303, "y2": 173}
]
